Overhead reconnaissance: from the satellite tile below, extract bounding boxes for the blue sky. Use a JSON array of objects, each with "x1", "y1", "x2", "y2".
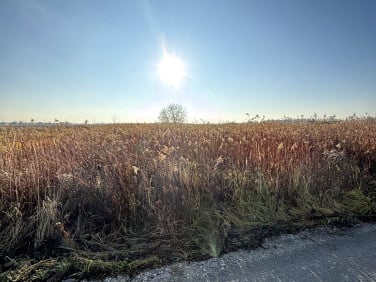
[{"x1": 0, "y1": 0, "x2": 375, "y2": 123}]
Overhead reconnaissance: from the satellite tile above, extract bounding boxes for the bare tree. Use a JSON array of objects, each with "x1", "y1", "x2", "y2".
[{"x1": 158, "y1": 103, "x2": 187, "y2": 124}]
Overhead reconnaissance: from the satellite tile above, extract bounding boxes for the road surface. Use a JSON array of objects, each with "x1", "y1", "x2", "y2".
[{"x1": 89, "y1": 223, "x2": 376, "y2": 282}]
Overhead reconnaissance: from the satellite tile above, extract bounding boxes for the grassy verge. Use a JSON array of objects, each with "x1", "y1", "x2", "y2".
[{"x1": 0, "y1": 121, "x2": 375, "y2": 281}]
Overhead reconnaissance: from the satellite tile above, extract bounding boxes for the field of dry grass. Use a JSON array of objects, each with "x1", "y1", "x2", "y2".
[{"x1": 1, "y1": 120, "x2": 375, "y2": 280}]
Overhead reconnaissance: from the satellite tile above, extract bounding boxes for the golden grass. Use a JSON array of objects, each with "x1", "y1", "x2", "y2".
[{"x1": 0, "y1": 120, "x2": 375, "y2": 280}]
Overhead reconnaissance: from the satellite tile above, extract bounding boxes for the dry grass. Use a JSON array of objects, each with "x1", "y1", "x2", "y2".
[{"x1": 0, "y1": 120, "x2": 375, "y2": 280}]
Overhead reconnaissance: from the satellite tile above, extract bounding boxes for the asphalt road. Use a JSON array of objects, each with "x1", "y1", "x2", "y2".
[{"x1": 93, "y1": 223, "x2": 376, "y2": 282}]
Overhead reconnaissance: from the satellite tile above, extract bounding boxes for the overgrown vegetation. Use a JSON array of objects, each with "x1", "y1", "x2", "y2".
[{"x1": 0, "y1": 120, "x2": 375, "y2": 281}]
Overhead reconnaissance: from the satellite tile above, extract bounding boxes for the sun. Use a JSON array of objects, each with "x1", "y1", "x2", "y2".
[{"x1": 158, "y1": 51, "x2": 186, "y2": 89}]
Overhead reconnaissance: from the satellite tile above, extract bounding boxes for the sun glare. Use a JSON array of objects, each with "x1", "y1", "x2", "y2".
[{"x1": 158, "y1": 51, "x2": 186, "y2": 89}]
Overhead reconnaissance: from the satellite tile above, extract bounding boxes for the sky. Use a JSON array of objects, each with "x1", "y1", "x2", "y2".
[{"x1": 0, "y1": 0, "x2": 375, "y2": 123}]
